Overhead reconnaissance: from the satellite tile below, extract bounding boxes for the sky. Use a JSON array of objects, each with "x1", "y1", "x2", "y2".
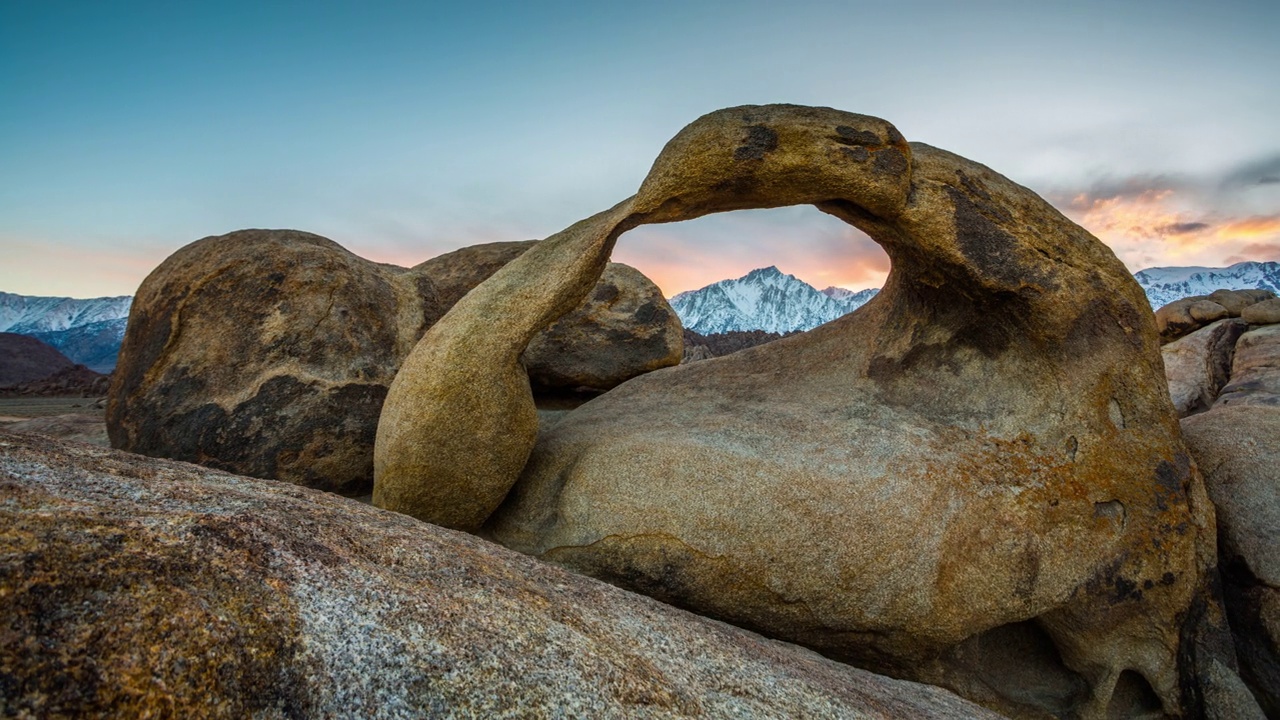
[{"x1": 1, "y1": 0, "x2": 1278, "y2": 298}]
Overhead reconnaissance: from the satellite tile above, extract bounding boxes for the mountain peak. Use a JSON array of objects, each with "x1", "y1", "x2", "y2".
[{"x1": 671, "y1": 267, "x2": 878, "y2": 334}]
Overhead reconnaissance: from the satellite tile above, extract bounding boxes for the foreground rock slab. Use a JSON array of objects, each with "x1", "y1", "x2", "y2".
[{"x1": 0, "y1": 432, "x2": 1000, "y2": 720}]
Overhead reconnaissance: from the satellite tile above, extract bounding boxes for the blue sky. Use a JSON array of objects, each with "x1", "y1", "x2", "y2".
[{"x1": 2, "y1": 0, "x2": 1277, "y2": 297}]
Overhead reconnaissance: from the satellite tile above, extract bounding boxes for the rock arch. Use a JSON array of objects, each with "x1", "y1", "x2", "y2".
[{"x1": 373, "y1": 104, "x2": 1220, "y2": 718}]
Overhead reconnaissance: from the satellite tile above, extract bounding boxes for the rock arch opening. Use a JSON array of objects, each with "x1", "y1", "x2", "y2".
[{"x1": 615, "y1": 205, "x2": 891, "y2": 363}]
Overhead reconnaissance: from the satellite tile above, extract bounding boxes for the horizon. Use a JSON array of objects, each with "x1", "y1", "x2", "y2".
[{"x1": 3, "y1": 1, "x2": 1277, "y2": 298}]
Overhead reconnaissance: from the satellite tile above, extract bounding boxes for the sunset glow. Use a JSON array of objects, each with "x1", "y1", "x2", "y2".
[{"x1": 1, "y1": 1, "x2": 1276, "y2": 298}]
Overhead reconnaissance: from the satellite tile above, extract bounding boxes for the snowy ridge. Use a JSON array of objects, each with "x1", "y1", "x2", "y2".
[
  {"x1": 672, "y1": 260, "x2": 1280, "y2": 334},
  {"x1": 0, "y1": 291, "x2": 132, "y2": 334},
  {"x1": 0, "y1": 292, "x2": 132, "y2": 371},
  {"x1": 1134, "y1": 261, "x2": 1280, "y2": 309},
  {"x1": 670, "y1": 266, "x2": 878, "y2": 334}
]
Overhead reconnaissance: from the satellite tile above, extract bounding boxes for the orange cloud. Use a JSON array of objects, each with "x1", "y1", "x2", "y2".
[
  {"x1": 1056, "y1": 187, "x2": 1280, "y2": 269},
  {"x1": 1071, "y1": 190, "x2": 1211, "y2": 247},
  {"x1": 1224, "y1": 242, "x2": 1280, "y2": 265},
  {"x1": 1215, "y1": 215, "x2": 1280, "y2": 240}
]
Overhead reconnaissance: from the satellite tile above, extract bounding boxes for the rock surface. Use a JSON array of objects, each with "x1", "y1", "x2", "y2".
[
  {"x1": 1156, "y1": 297, "x2": 1230, "y2": 341},
  {"x1": 376, "y1": 104, "x2": 1232, "y2": 718},
  {"x1": 1154, "y1": 289, "x2": 1278, "y2": 342},
  {"x1": 1209, "y1": 288, "x2": 1277, "y2": 317},
  {"x1": 108, "y1": 231, "x2": 679, "y2": 495},
  {"x1": 1161, "y1": 318, "x2": 1248, "y2": 417},
  {"x1": 1215, "y1": 324, "x2": 1280, "y2": 409},
  {"x1": 524, "y1": 263, "x2": 682, "y2": 392},
  {"x1": 0, "y1": 431, "x2": 1002, "y2": 720},
  {"x1": 1180, "y1": 405, "x2": 1280, "y2": 717},
  {"x1": 1241, "y1": 297, "x2": 1280, "y2": 325}
]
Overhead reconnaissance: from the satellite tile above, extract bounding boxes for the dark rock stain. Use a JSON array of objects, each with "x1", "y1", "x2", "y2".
[
  {"x1": 833, "y1": 126, "x2": 881, "y2": 146},
  {"x1": 945, "y1": 185, "x2": 1028, "y2": 288},
  {"x1": 733, "y1": 125, "x2": 779, "y2": 161},
  {"x1": 841, "y1": 147, "x2": 870, "y2": 163},
  {"x1": 872, "y1": 147, "x2": 909, "y2": 176}
]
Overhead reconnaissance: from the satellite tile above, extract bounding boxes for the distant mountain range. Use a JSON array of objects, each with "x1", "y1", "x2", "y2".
[
  {"x1": 0, "y1": 292, "x2": 132, "y2": 373},
  {"x1": 671, "y1": 261, "x2": 1280, "y2": 334},
  {"x1": 1134, "y1": 261, "x2": 1280, "y2": 309},
  {"x1": 0, "y1": 260, "x2": 1275, "y2": 369}
]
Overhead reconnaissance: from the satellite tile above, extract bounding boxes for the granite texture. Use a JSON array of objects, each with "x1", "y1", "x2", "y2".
[{"x1": 0, "y1": 431, "x2": 1002, "y2": 719}]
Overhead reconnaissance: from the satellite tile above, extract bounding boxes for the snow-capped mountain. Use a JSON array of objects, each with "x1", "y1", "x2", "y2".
[
  {"x1": 672, "y1": 260, "x2": 1279, "y2": 335},
  {"x1": 0, "y1": 292, "x2": 132, "y2": 372},
  {"x1": 0, "y1": 292, "x2": 132, "y2": 334},
  {"x1": 670, "y1": 266, "x2": 878, "y2": 334},
  {"x1": 1134, "y1": 261, "x2": 1280, "y2": 309}
]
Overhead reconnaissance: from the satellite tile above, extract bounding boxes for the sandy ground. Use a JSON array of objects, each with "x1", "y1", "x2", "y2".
[
  {"x1": 0, "y1": 397, "x2": 109, "y2": 446},
  {"x1": 0, "y1": 397, "x2": 107, "y2": 419}
]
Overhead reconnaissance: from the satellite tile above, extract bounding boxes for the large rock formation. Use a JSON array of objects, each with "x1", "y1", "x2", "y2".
[
  {"x1": 107, "y1": 231, "x2": 680, "y2": 495},
  {"x1": 373, "y1": 104, "x2": 1249, "y2": 718},
  {"x1": 0, "y1": 431, "x2": 1001, "y2": 719}
]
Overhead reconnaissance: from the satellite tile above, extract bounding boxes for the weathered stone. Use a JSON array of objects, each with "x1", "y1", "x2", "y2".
[
  {"x1": 414, "y1": 239, "x2": 540, "y2": 308},
  {"x1": 108, "y1": 231, "x2": 680, "y2": 495},
  {"x1": 0, "y1": 431, "x2": 1002, "y2": 720},
  {"x1": 1156, "y1": 297, "x2": 1230, "y2": 342},
  {"x1": 108, "y1": 229, "x2": 434, "y2": 496},
  {"x1": 375, "y1": 104, "x2": 1225, "y2": 718},
  {"x1": 524, "y1": 263, "x2": 683, "y2": 392},
  {"x1": 1181, "y1": 405, "x2": 1280, "y2": 716},
  {"x1": 1216, "y1": 324, "x2": 1280, "y2": 409},
  {"x1": 1162, "y1": 318, "x2": 1248, "y2": 417},
  {"x1": 1208, "y1": 288, "x2": 1276, "y2": 317},
  {"x1": 1241, "y1": 297, "x2": 1280, "y2": 325}
]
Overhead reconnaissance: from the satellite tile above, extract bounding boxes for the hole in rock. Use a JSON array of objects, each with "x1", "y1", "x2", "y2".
[
  {"x1": 615, "y1": 205, "x2": 891, "y2": 358},
  {"x1": 1106, "y1": 669, "x2": 1164, "y2": 719},
  {"x1": 939, "y1": 620, "x2": 1089, "y2": 716}
]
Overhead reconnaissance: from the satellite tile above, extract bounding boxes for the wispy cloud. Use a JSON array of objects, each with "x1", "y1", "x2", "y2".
[
  {"x1": 1220, "y1": 154, "x2": 1280, "y2": 189},
  {"x1": 1054, "y1": 171, "x2": 1280, "y2": 270}
]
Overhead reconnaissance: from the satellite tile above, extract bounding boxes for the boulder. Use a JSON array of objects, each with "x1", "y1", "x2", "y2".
[
  {"x1": 108, "y1": 231, "x2": 680, "y2": 495},
  {"x1": 0, "y1": 431, "x2": 1001, "y2": 720},
  {"x1": 1241, "y1": 297, "x2": 1280, "y2": 325},
  {"x1": 414, "y1": 239, "x2": 540, "y2": 308},
  {"x1": 1161, "y1": 318, "x2": 1248, "y2": 417},
  {"x1": 1181, "y1": 405, "x2": 1280, "y2": 717},
  {"x1": 375, "y1": 104, "x2": 1234, "y2": 718},
  {"x1": 1155, "y1": 297, "x2": 1230, "y2": 342},
  {"x1": 523, "y1": 263, "x2": 683, "y2": 393},
  {"x1": 1215, "y1": 324, "x2": 1280, "y2": 409},
  {"x1": 1208, "y1": 288, "x2": 1276, "y2": 317}
]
